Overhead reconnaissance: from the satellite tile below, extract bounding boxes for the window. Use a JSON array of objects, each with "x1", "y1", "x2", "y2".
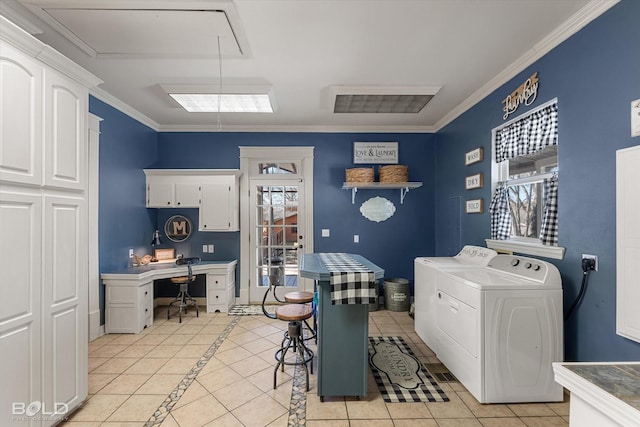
[{"x1": 487, "y1": 99, "x2": 565, "y2": 259}]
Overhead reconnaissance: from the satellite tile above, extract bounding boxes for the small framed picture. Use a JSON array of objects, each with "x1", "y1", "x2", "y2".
[
  {"x1": 465, "y1": 147, "x2": 484, "y2": 165},
  {"x1": 465, "y1": 173, "x2": 484, "y2": 190},
  {"x1": 465, "y1": 199, "x2": 484, "y2": 214}
]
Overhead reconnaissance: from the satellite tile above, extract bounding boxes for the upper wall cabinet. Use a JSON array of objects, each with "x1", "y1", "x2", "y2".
[
  {"x1": 145, "y1": 172, "x2": 202, "y2": 208},
  {"x1": 144, "y1": 169, "x2": 242, "y2": 231}
]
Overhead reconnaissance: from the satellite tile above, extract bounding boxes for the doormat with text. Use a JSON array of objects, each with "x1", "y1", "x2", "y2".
[
  {"x1": 228, "y1": 304, "x2": 276, "y2": 316},
  {"x1": 368, "y1": 336, "x2": 449, "y2": 403}
]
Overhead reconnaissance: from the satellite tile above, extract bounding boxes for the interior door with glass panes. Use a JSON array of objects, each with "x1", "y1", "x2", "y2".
[{"x1": 249, "y1": 172, "x2": 307, "y2": 303}]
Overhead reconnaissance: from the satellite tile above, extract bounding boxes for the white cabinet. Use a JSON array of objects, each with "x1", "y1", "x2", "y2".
[
  {"x1": 102, "y1": 261, "x2": 238, "y2": 333},
  {"x1": 105, "y1": 280, "x2": 153, "y2": 334},
  {"x1": 616, "y1": 145, "x2": 640, "y2": 343},
  {"x1": 200, "y1": 177, "x2": 240, "y2": 231},
  {"x1": 145, "y1": 173, "x2": 201, "y2": 208},
  {"x1": 0, "y1": 16, "x2": 101, "y2": 426},
  {"x1": 143, "y1": 169, "x2": 241, "y2": 231},
  {"x1": 206, "y1": 264, "x2": 236, "y2": 313}
]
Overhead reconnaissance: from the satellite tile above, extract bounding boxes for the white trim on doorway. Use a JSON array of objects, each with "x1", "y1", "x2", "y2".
[{"x1": 238, "y1": 146, "x2": 314, "y2": 304}]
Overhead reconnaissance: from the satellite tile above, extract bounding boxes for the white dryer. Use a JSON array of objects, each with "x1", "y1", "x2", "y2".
[
  {"x1": 436, "y1": 254, "x2": 564, "y2": 403},
  {"x1": 414, "y1": 246, "x2": 497, "y2": 351}
]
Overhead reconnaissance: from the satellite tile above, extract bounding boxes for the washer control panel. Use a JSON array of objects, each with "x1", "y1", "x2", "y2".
[{"x1": 454, "y1": 245, "x2": 498, "y2": 265}]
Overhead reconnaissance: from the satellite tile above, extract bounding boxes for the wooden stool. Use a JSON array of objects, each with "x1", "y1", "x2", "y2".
[
  {"x1": 283, "y1": 291, "x2": 317, "y2": 342},
  {"x1": 168, "y1": 257, "x2": 200, "y2": 323},
  {"x1": 273, "y1": 304, "x2": 314, "y2": 391}
]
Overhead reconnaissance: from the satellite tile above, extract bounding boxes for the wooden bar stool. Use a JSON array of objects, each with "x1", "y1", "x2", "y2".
[
  {"x1": 262, "y1": 282, "x2": 314, "y2": 391},
  {"x1": 167, "y1": 257, "x2": 200, "y2": 323},
  {"x1": 270, "y1": 274, "x2": 317, "y2": 342}
]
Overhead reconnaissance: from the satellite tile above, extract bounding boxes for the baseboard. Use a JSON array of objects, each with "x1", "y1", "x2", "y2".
[
  {"x1": 89, "y1": 309, "x2": 101, "y2": 341},
  {"x1": 154, "y1": 297, "x2": 207, "y2": 306}
]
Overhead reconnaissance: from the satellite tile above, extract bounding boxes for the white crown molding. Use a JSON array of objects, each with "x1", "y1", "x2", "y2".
[
  {"x1": 90, "y1": 86, "x2": 160, "y2": 131},
  {"x1": 156, "y1": 124, "x2": 438, "y2": 133},
  {"x1": 433, "y1": 0, "x2": 620, "y2": 132}
]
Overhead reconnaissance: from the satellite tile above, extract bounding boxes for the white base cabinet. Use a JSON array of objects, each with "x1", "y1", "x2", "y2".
[
  {"x1": 103, "y1": 261, "x2": 237, "y2": 333},
  {"x1": 0, "y1": 15, "x2": 101, "y2": 426}
]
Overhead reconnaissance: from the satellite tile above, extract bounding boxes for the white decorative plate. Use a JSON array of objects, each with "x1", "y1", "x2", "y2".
[{"x1": 360, "y1": 196, "x2": 396, "y2": 222}]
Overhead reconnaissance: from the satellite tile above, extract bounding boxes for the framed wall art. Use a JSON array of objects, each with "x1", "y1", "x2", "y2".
[
  {"x1": 465, "y1": 199, "x2": 484, "y2": 214},
  {"x1": 353, "y1": 142, "x2": 398, "y2": 164},
  {"x1": 164, "y1": 214, "x2": 193, "y2": 242},
  {"x1": 465, "y1": 173, "x2": 484, "y2": 190},
  {"x1": 465, "y1": 147, "x2": 483, "y2": 165}
]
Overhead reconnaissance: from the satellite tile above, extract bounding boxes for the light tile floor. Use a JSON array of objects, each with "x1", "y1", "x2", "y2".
[{"x1": 60, "y1": 307, "x2": 570, "y2": 426}]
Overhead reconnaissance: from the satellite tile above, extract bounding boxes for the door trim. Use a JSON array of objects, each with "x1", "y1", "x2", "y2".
[{"x1": 239, "y1": 146, "x2": 314, "y2": 304}]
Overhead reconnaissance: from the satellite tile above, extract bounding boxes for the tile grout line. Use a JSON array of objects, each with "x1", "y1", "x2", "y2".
[{"x1": 143, "y1": 316, "x2": 241, "y2": 426}]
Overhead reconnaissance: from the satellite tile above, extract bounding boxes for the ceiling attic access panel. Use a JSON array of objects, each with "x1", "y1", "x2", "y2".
[{"x1": 20, "y1": 1, "x2": 249, "y2": 58}]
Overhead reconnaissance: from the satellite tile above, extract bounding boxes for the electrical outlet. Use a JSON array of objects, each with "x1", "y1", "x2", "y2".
[
  {"x1": 208, "y1": 244, "x2": 214, "y2": 253},
  {"x1": 129, "y1": 248, "x2": 134, "y2": 258},
  {"x1": 202, "y1": 244, "x2": 208, "y2": 253},
  {"x1": 582, "y1": 254, "x2": 598, "y2": 271},
  {"x1": 322, "y1": 229, "x2": 330, "y2": 237},
  {"x1": 354, "y1": 235, "x2": 359, "y2": 243}
]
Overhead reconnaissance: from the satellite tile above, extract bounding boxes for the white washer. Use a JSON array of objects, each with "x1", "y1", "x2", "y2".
[
  {"x1": 436, "y1": 254, "x2": 564, "y2": 403},
  {"x1": 414, "y1": 246, "x2": 497, "y2": 351}
]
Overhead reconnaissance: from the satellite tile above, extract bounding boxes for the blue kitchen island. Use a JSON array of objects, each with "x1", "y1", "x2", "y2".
[{"x1": 300, "y1": 253, "x2": 384, "y2": 400}]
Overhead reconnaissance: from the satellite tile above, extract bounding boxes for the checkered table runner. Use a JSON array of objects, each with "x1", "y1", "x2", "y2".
[{"x1": 318, "y1": 253, "x2": 376, "y2": 305}]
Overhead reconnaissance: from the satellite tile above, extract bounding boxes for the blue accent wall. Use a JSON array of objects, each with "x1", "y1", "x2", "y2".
[
  {"x1": 153, "y1": 132, "x2": 436, "y2": 297},
  {"x1": 91, "y1": 0, "x2": 639, "y2": 361},
  {"x1": 434, "y1": 0, "x2": 640, "y2": 361},
  {"x1": 90, "y1": 97, "x2": 158, "y2": 323}
]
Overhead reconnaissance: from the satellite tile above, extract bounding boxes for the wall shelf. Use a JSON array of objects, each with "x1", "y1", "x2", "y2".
[{"x1": 341, "y1": 182, "x2": 423, "y2": 204}]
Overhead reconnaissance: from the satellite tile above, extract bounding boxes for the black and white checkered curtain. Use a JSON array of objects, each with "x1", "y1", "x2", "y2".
[
  {"x1": 539, "y1": 173, "x2": 559, "y2": 246},
  {"x1": 489, "y1": 183, "x2": 511, "y2": 240},
  {"x1": 495, "y1": 103, "x2": 558, "y2": 162}
]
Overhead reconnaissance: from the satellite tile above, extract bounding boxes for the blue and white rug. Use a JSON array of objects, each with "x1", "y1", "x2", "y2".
[{"x1": 228, "y1": 304, "x2": 276, "y2": 316}]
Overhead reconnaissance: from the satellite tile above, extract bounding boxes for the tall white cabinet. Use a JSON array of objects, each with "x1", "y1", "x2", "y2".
[{"x1": 0, "y1": 16, "x2": 101, "y2": 426}]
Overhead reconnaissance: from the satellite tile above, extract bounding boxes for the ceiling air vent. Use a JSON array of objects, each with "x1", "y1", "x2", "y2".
[{"x1": 330, "y1": 86, "x2": 440, "y2": 114}]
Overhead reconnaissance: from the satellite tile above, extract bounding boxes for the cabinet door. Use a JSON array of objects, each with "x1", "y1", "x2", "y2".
[
  {"x1": 147, "y1": 181, "x2": 174, "y2": 207},
  {"x1": 199, "y1": 182, "x2": 232, "y2": 231},
  {"x1": 175, "y1": 183, "x2": 201, "y2": 207},
  {"x1": 0, "y1": 191, "x2": 42, "y2": 427},
  {"x1": 0, "y1": 41, "x2": 43, "y2": 186},
  {"x1": 42, "y1": 194, "x2": 87, "y2": 418},
  {"x1": 43, "y1": 68, "x2": 87, "y2": 190}
]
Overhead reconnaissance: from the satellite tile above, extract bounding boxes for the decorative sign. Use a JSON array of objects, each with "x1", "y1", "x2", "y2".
[
  {"x1": 360, "y1": 196, "x2": 396, "y2": 223},
  {"x1": 465, "y1": 173, "x2": 484, "y2": 190},
  {"x1": 465, "y1": 199, "x2": 484, "y2": 214},
  {"x1": 164, "y1": 215, "x2": 192, "y2": 242},
  {"x1": 465, "y1": 147, "x2": 483, "y2": 165},
  {"x1": 502, "y1": 71, "x2": 539, "y2": 120},
  {"x1": 354, "y1": 142, "x2": 398, "y2": 164}
]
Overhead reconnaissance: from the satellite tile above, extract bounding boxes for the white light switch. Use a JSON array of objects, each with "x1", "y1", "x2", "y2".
[
  {"x1": 354, "y1": 235, "x2": 359, "y2": 243},
  {"x1": 322, "y1": 229, "x2": 330, "y2": 237},
  {"x1": 202, "y1": 244, "x2": 208, "y2": 253},
  {"x1": 208, "y1": 244, "x2": 214, "y2": 253},
  {"x1": 632, "y1": 99, "x2": 640, "y2": 137}
]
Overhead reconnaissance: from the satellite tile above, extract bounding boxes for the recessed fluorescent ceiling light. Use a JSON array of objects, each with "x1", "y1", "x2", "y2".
[
  {"x1": 169, "y1": 93, "x2": 273, "y2": 113},
  {"x1": 330, "y1": 86, "x2": 441, "y2": 114}
]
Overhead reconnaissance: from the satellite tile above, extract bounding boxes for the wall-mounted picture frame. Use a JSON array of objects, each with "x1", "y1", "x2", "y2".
[
  {"x1": 465, "y1": 147, "x2": 483, "y2": 165},
  {"x1": 164, "y1": 214, "x2": 193, "y2": 243},
  {"x1": 465, "y1": 173, "x2": 484, "y2": 190},
  {"x1": 465, "y1": 199, "x2": 484, "y2": 214}
]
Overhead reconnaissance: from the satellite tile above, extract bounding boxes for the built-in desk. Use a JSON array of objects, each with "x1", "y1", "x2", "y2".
[
  {"x1": 553, "y1": 362, "x2": 640, "y2": 426},
  {"x1": 300, "y1": 253, "x2": 384, "y2": 400},
  {"x1": 102, "y1": 260, "x2": 237, "y2": 333}
]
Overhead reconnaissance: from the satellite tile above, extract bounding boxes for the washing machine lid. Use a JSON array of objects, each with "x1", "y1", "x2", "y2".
[
  {"x1": 444, "y1": 255, "x2": 562, "y2": 290},
  {"x1": 415, "y1": 245, "x2": 497, "y2": 269}
]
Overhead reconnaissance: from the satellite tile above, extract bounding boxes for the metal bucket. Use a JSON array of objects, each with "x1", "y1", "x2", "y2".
[{"x1": 383, "y1": 278, "x2": 410, "y2": 312}]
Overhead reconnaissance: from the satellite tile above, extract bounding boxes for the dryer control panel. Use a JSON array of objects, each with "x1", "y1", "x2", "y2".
[{"x1": 486, "y1": 255, "x2": 561, "y2": 285}]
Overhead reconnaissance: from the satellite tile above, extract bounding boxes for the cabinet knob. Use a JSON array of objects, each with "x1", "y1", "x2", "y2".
[
  {"x1": 438, "y1": 292, "x2": 442, "y2": 299},
  {"x1": 215, "y1": 295, "x2": 219, "y2": 299},
  {"x1": 177, "y1": 202, "x2": 181, "y2": 205},
  {"x1": 167, "y1": 201, "x2": 171, "y2": 205},
  {"x1": 145, "y1": 291, "x2": 148, "y2": 295},
  {"x1": 145, "y1": 308, "x2": 149, "y2": 312}
]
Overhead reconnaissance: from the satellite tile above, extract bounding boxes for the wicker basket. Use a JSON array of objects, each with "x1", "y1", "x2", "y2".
[
  {"x1": 379, "y1": 165, "x2": 408, "y2": 182},
  {"x1": 346, "y1": 167, "x2": 375, "y2": 183}
]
